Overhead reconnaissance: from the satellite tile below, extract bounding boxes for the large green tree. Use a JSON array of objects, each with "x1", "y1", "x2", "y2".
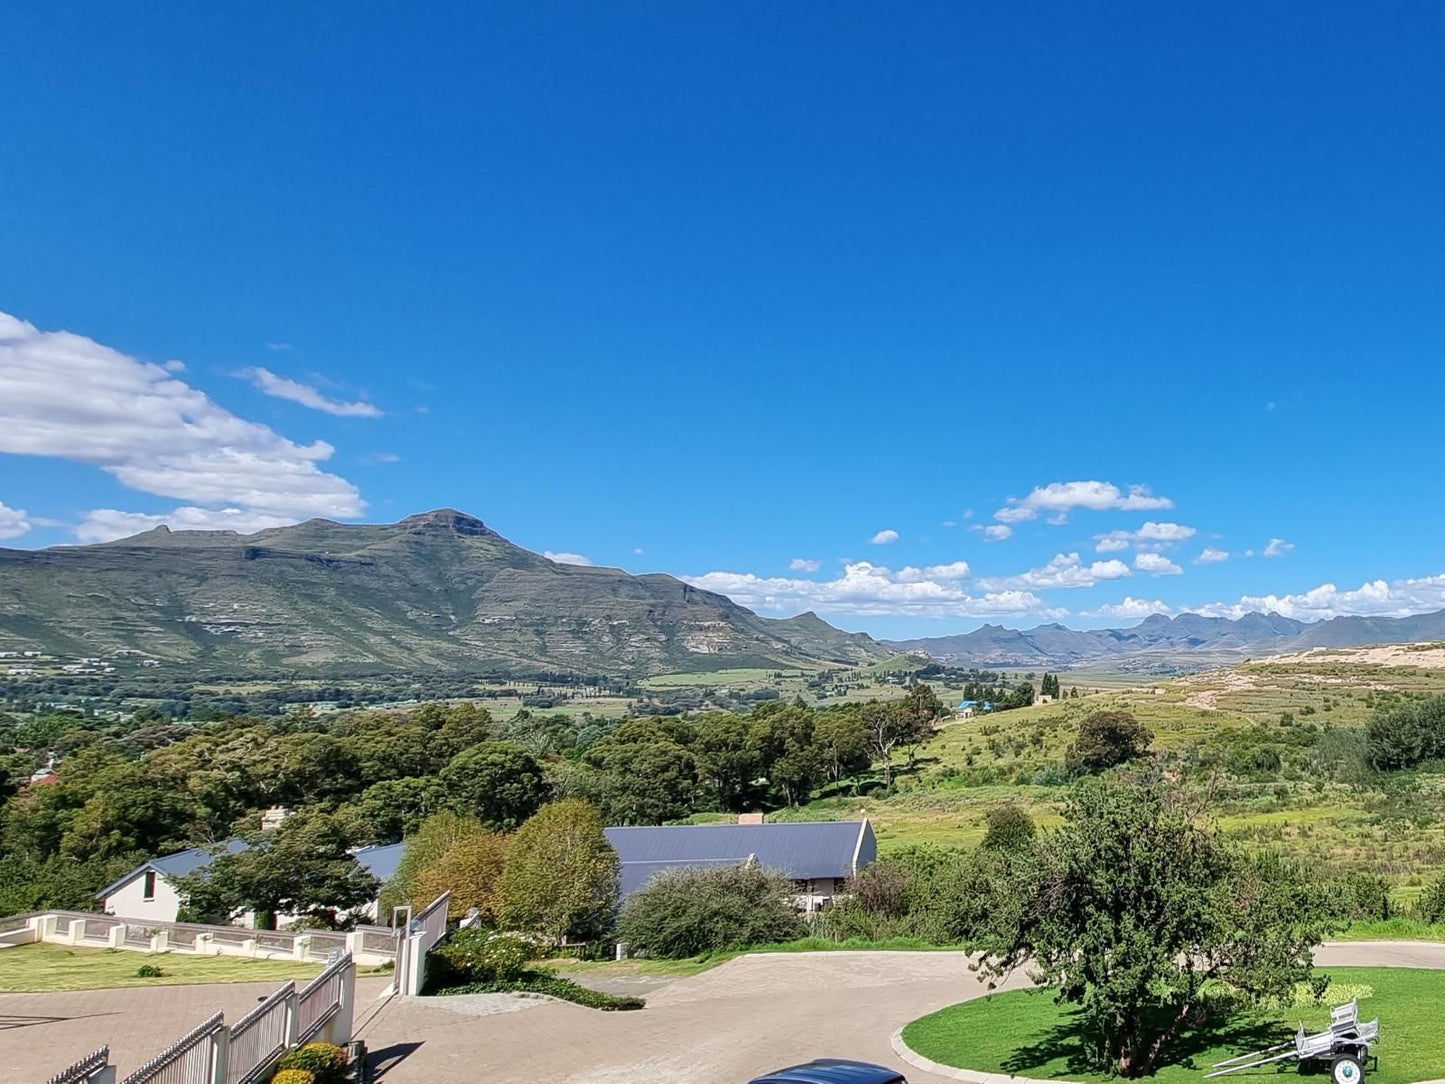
[
  {"x1": 439, "y1": 741, "x2": 549, "y2": 829},
  {"x1": 976, "y1": 779, "x2": 1336, "y2": 1077},
  {"x1": 500, "y1": 800, "x2": 618, "y2": 944}
]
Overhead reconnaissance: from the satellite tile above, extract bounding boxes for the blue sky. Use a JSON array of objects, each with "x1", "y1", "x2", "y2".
[{"x1": 2, "y1": 3, "x2": 1445, "y2": 640}]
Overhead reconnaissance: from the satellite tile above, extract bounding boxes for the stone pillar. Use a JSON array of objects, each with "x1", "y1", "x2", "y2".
[
  {"x1": 242, "y1": 937, "x2": 258, "y2": 957},
  {"x1": 293, "y1": 934, "x2": 312, "y2": 961},
  {"x1": 346, "y1": 931, "x2": 365, "y2": 960},
  {"x1": 323, "y1": 959, "x2": 357, "y2": 1046},
  {"x1": 150, "y1": 928, "x2": 169, "y2": 953},
  {"x1": 67, "y1": 918, "x2": 86, "y2": 945},
  {"x1": 33, "y1": 914, "x2": 59, "y2": 942},
  {"x1": 109, "y1": 924, "x2": 127, "y2": 949}
]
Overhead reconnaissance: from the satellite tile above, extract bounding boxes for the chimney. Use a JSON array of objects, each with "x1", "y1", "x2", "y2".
[{"x1": 737, "y1": 813, "x2": 764, "y2": 825}]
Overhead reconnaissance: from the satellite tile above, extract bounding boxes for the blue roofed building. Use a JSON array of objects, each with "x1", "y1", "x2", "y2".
[
  {"x1": 604, "y1": 819, "x2": 875, "y2": 911},
  {"x1": 97, "y1": 838, "x2": 405, "y2": 926}
]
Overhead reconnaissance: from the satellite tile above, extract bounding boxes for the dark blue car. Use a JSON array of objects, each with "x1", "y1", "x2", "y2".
[{"x1": 747, "y1": 1060, "x2": 907, "y2": 1084}]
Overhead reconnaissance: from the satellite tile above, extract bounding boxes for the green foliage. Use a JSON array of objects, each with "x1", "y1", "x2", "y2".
[
  {"x1": 1414, "y1": 872, "x2": 1445, "y2": 924},
  {"x1": 974, "y1": 779, "x2": 1338, "y2": 1077},
  {"x1": 135, "y1": 963, "x2": 164, "y2": 977},
  {"x1": 439, "y1": 741, "x2": 549, "y2": 830},
  {"x1": 1367, "y1": 695, "x2": 1445, "y2": 771},
  {"x1": 617, "y1": 864, "x2": 806, "y2": 958},
  {"x1": 981, "y1": 804, "x2": 1036, "y2": 852},
  {"x1": 431, "y1": 969, "x2": 644, "y2": 1010},
  {"x1": 430, "y1": 929, "x2": 534, "y2": 985},
  {"x1": 0, "y1": 851, "x2": 146, "y2": 914},
  {"x1": 381, "y1": 811, "x2": 509, "y2": 921},
  {"x1": 1322, "y1": 872, "x2": 1393, "y2": 922},
  {"x1": 1065, "y1": 710, "x2": 1154, "y2": 772},
  {"x1": 270, "y1": 1071, "x2": 315, "y2": 1084},
  {"x1": 500, "y1": 800, "x2": 618, "y2": 944},
  {"x1": 277, "y1": 1042, "x2": 348, "y2": 1084},
  {"x1": 174, "y1": 812, "x2": 379, "y2": 929}
]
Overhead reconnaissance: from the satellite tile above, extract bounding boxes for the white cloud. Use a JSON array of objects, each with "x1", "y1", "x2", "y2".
[
  {"x1": 1196, "y1": 547, "x2": 1230, "y2": 563},
  {"x1": 0, "y1": 500, "x2": 31, "y2": 541},
  {"x1": 789, "y1": 557, "x2": 822, "y2": 572},
  {"x1": 1094, "y1": 522, "x2": 1196, "y2": 552},
  {"x1": 634, "y1": 547, "x2": 645, "y2": 555},
  {"x1": 236, "y1": 366, "x2": 382, "y2": 418},
  {"x1": 962, "y1": 509, "x2": 975, "y2": 520},
  {"x1": 1137, "y1": 521, "x2": 1195, "y2": 543},
  {"x1": 978, "y1": 553, "x2": 1132, "y2": 591},
  {"x1": 870, "y1": 529, "x2": 899, "y2": 545},
  {"x1": 1082, "y1": 597, "x2": 1174, "y2": 619},
  {"x1": 976, "y1": 524, "x2": 1013, "y2": 542},
  {"x1": 1094, "y1": 532, "x2": 1132, "y2": 553},
  {"x1": 940, "y1": 520, "x2": 957, "y2": 528},
  {"x1": 0, "y1": 311, "x2": 365, "y2": 539},
  {"x1": 1263, "y1": 538, "x2": 1295, "y2": 558},
  {"x1": 544, "y1": 551, "x2": 593, "y2": 566},
  {"x1": 360, "y1": 452, "x2": 401, "y2": 464},
  {"x1": 686, "y1": 561, "x2": 1064, "y2": 619},
  {"x1": 75, "y1": 506, "x2": 300, "y2": 544},
  {"x1": 1134, "y1": 552, "x2": 1183, "y2": 576},
  {"x1": 1195, "y1": 573, "x2": 1445, "y2": 622},
  {"x1": 995, "y1": 481, "x2": 1173, "y2": 524}
]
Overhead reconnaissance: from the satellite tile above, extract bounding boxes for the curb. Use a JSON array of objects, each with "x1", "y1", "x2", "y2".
[{"x1": 889, "y1": 1028, "x2": 1083, "y2": 1084}]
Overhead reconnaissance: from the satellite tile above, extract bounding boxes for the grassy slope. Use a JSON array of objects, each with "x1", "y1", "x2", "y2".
[
  {"x1": 793, "y1": 657, "x2": 1445, "y2": 886},
  {"x1": 0, "y1": 943, "x2": 329, "y2": 992},
  {"x1": 903, "y1": 967, "x2": 1439, "y2": 1084}
]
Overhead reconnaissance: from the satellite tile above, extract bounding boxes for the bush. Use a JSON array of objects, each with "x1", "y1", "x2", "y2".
[
  {"x1": 617, "y1": 864, "x2": 805, "y2": 958},
  {"x1": 1066, "y1": 711, "x2": 1153, "y2": 772},
  {"x1": 1322, "y1": 872, "x2": 1392, "y2": 922},
  {"x1": 430, "y1": 928, "x2": 533, "y2": 985},
  {"x1": 277, "y1": 1043, "x2": 347, "y2": 1084},
  {"x1": 271, "y1": 1072, "x2": 315, "y2": 1084},
  {"x1": 135, "y1": 964, "x2": 164, "y2": 978},
  {"x1": 981, "y1": 805, "x2": 1036, "y2": 852},
  {"x1": 1368, "y1": 695, "x2": 1445, "y2": 771},
  {"x1": 1414, "y1": 873, "x2": 1445, "y2": 924},
  {"x1": 431, "y1": 971, "x2": 644, "y2": 1010}
]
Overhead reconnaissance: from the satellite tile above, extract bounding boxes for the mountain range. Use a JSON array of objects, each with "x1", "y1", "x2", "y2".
[
  {"x1": 0, "y1": 510, "x2": 890, "y2": 677},
  {"x1": 887, "y1": 609, "x2": 1445, "y2": 670}
]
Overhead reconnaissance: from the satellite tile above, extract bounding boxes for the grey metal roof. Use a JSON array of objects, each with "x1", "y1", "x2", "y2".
[
  {"x1": 98, "y1": 838, "x2": 405, "y2": 899},
  {"x1": 604, "y1": 821, "x2": 872, "y2": 898}
]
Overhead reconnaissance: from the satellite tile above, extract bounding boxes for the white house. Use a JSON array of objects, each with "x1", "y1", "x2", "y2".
[{"x1": 97, "y1": 840, "x2": 405, "y2": 925}]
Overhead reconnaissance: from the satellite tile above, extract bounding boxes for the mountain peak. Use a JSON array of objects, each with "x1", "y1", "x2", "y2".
[{"x1": 398, "y1": 509, "x2": 492, "y2": 535}]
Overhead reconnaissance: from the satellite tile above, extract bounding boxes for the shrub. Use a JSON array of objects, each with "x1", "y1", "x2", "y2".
[
  {"x1": 431, "y1": 971, "x2": 644, "y2": 1010},
  {"x1": 1414, "y1": 873, "x2": 1445, "y2": 924},
  {"x1": 1322, "y1": 872, "x2": 1392, "y2": 922},
  {"x1": 1066, "y1": 711, "x2": 1153, "y2": 772},
  {"x1": 277, "y1": 1043, "x2": 347, "y2": 1084},
  {"x1": 1368, "y1": 695, "x2": 1445, "y2": 771},
  {"x1": 430, "y1": 928, "x2": 533, "y2": 985},
  {"x1": 135, "y1": 964, "x2": 164, "y2": 978},
  {"x1": 271, "y1": 1072, "x2": 315, "y2": 1084},
  {"x1": 981, "y1": 804, "x2": 1036, "y2": 852},
  {"x1": 617, "y1": 864, "x2": 805, "y2": 958}
]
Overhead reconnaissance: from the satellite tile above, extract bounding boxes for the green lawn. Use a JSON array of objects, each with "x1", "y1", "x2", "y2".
[
  {"x1": 0, "y1": 943, "x2": 329, "y2": 992},
  {"x1": 902, "y1": 968, "x2": 1440, "y2": 1084}
]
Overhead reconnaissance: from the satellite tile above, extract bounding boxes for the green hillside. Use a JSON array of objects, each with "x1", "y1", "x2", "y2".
[{"x1": 0, "y1": 510, "x2": 891, "y2": 678}]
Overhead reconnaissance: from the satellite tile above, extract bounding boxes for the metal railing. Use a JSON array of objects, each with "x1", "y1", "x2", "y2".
[
  {"x1": 44, "y1": 1046, "x2": 110, "y2": 1084},
  {"x1": 415, "y1": 891, "x2": 450, "y2": 948},
  {"x1": 295, "y1": 952, "x2": 350, "y2": 1044},
  {"x1": 225, "y1": 983, "x2": 294, "y2": 1084},
  {"x1": 120, "y1": 1011, "x2": 224, "y2": 1084}
]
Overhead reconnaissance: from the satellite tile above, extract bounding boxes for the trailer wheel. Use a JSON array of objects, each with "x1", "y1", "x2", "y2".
[{"x1": 1331, "y1": 1054, "x2": 1365, "y2": 1084}]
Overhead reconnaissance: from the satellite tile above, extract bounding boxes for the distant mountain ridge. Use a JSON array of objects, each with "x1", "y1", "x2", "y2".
[
  {"x1": 887, "y1": 609, "x2": 1445, "y2": 669},
  {"x1": 0, "y1": 510, "x2": 891, "y2": 677}
]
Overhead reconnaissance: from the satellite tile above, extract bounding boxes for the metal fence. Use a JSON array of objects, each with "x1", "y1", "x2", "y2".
[
  {"x1": 224, "y1": 983, "x2": 294, "y2": 1084},
  {"x1": 44, "y1": 1046, "x2": 110, "y2": 1084},
  {"x1": 416, "y1": 892, "x2": 450, "y2": 948},
  {"x1": 120, "y1": 1011, "x2": 225, "y2": 1084},
  {"x1": 295, "y1": 952, "x2": 349, "y2": 1043}
]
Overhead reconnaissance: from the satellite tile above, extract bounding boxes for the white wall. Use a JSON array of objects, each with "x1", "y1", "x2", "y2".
[{"x1": 103, "y1": 871, "x2": 183, "y2": 923}]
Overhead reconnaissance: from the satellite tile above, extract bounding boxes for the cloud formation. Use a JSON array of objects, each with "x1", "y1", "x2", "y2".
[
  {"x1": 1263, "y1": 538, "x2": 1295, "y2": 558},
  {"x1": 995, "y1": 480, "x2": 1173, "y2": 524},
  {"x1": 1134, "y1": 552, "x2": 1183, "y2": 576},
  {"x1": 976, "y1": 524, "x2": 1013, "y2": 542},
  {"x1": 686, "y1": 561, "x2": 1060, "y2": 619},
  {"x1": 1083, "y1": 597, "x2": 1174, "y2": 619},
  {"x1": 789, "y1": 558, "x2": 822, "y2": 572},
  {"x1": 1196, "y1": 573, "x2": 1445, "y2": 621},
  {"x1": 0, "y1": 500, "x2": 30, "y2": 541},
  {"x1": 236, "y1": 366, "x2": 383, "y2": 417},
  {"x1": 978, "y1": 553, "x2": 1132, "y2": 591},
  {"x1": 1196, "y1": 547, "x2": 1230, "y2": 563},
  {"x1": 544, "y1": 551, "x2": 593, "y2": 566},
  {"x1": 0, "y1": 311, "x2": 365, "y2": 542},
  {"x1": 75, "y1": 506, "x2": 300, "y2": 544},
  {"x1": 870, "y1": 529, "x2": 899, "y2": 545}
]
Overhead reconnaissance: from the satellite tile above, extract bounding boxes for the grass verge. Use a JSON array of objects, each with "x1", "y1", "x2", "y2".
[
  {"x1": 901, "y1": 967, "x2": 1440, "y2": 1084},
  {"x1": 0, "y1": 943, "x2": 328, "y2": 993}
]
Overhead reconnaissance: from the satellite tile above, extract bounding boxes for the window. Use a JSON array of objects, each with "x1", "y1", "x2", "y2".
[{"x1": 142, "y1": 871, "x2": 156, "y2": 901}]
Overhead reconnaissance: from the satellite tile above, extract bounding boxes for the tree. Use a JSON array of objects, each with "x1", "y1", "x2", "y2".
[
  {"x1": 500, "y1": 800, "x2": 618, "y2": 944},
  {"x1": 335, "y1": 776, "x2": 447, "y2": 847},
  {"x1": 975, "y1": 780, "x2": 1336, "y2": 1077},
  {"x1": 897, "y1": 684, "x2": 944, "y2": 767},
  {"x1": 412, "y1": 823, "x2": 510, "y2": 923},
  {"x1": 1065, "y1": 710, "x2": 1154, "y2": 772},
  {"x1": 617, "y1": 864, "x2": 805, "y2": 957},
  {"x1": 813, "y1": 712, "x2": 871, "y2": 787},
  {"x1": 439, "y1": 741, "x2": 549, "y2": 829},
  {"x1": 748, "y1": 705, "x2": 822, "y2": 806},
  {"x1": 693, "y1": 713, "x2": 762, "y2": 811},
  {"x1": 981, "y1": 804, "x2": 1036, "y2": 853},
  {"x1": 175, "y1": 812, "x2": 380, "y2": 930},
  {"x1": 1366, "y1": 695, "x2": 1445, "y2": 771},
  {"x1": 588, "y1": 739, "x2": 698, "y2": 824},
  {"x1": 861, "y1": 701, "x2": 904, "y2": 786}
]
